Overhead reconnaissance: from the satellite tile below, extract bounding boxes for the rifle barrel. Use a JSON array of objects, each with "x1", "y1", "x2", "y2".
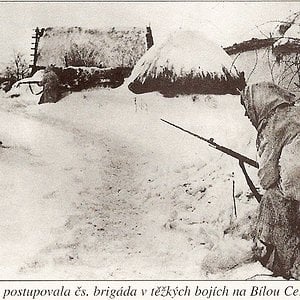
[
  {"x1": 161, "y1": 119, "x2": 210, "y2": 143},
  {"x1": 161, "y1": 118, "x2": 259, "y2": 169},
  {"x1": 18, "y1": 81, "x2": 41, "y2": 84}
]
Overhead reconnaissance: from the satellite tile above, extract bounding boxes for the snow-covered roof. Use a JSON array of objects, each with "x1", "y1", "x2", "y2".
[
  {"x1": 128, "y1": 30, "x2": 245, "y2": 96},
  {"x1": 272, "y1": 12, "x2": 300, "y2": 54},
  {"x1": 273, "y1": 37, "x2": 300, "y2": 55},
  {"x1": 37, "y1": 26, "x2": 147, "y2": 68}
]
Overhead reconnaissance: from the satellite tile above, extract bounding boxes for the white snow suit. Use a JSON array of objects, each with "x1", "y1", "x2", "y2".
[
  {"x1": 39, "y1": 66, "x2": 60, "y2": 104},
  {"x1": 241, "y1": 81, "x2": 300, "y2": 279}
]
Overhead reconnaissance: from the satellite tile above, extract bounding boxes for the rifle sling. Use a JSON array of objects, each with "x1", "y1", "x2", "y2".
[
  {"x1": 29, "y1": 83, "x2": 44, "y2": 96},
  {"x1": 239, "y1": 160, "x2": 262, "y2": 203}
]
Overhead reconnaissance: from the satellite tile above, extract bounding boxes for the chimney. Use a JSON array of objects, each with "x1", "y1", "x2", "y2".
[{"x1": 146, "y1": 25, "x2": 154, "y2": 50}]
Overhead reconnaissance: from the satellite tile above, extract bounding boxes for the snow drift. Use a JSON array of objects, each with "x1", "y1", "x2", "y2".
[
  {"x1": 5, "y1": 70, "x2": 44, "y2": 106},
  {"x1": 0, "y1": 84, "x2": 268, "y2": 279},
  {"x1": 128, "y1": 30, "x2": 246, "y2": 96}
]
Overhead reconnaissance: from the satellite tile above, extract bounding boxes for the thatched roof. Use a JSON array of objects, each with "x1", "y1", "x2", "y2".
[
  {"x1": 224, "y1": 38, "x2": 276, "y2": 55},
  {"x1": 128, "y1": 30, "x2": 245, "y2": 96},
  {"x1": 273, "y1": 37, "x2": 300, "y2": 55},
  {"x1": 37, "y1": 27, "x2": 147, "y2": 68}
]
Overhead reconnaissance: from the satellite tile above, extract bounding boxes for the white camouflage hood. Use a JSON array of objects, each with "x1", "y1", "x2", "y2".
[{"x1": 241, "y1": 82, "x2": 296, "y2": 130}]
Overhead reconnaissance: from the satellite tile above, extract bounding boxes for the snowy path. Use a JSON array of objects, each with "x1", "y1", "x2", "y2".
[
  {"x1": 0, "y1": 103, "x2": 143, "y2": 278},
  {"x1": 0, "y1": 98, "x2": 196, "y2": 279}
]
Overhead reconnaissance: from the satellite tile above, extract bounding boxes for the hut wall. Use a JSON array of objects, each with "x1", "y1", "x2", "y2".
[{"x1": 53, "y1": 66, "x2": 132, "y2": 90}]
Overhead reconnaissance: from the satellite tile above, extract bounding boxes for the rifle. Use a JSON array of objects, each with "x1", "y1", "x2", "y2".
[
  {"x1": 15, "y1": 81, "x2": 43, "y2": 95},
  {"x1": 16, "y1": 81, "x2": 42, "y2": 87},
  {"x1": 16, "y1": 80, "x2": 41, "y2": 86},
  {"x1": 161, "y1": 119, "x2": 262, "y2": 203}
]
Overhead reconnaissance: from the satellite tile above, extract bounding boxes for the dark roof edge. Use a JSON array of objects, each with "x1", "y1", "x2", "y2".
[{"x1": 223, "y1": 38, "x2": 277, "y2": 55}]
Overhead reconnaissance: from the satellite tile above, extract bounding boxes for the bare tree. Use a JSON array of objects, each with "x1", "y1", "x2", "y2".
[
  {"x1": 257, "y1": 12, "x2": 300, "y2": 92},
  {"x1": 237, "y1": 12, "x2": 300, "y2": 92},
  {"x1": 4, "y1": 51, "x2": 30, "y2": 83}
]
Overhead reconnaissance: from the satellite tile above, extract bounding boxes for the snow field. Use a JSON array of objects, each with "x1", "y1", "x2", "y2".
[{"x1": 0, "y1": 86, "x2": 267, "y2": 279}]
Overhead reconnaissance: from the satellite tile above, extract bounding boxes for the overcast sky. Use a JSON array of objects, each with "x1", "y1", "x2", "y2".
[{"x1": 0, "y1": 2, "x2": 299, "y2": 66}]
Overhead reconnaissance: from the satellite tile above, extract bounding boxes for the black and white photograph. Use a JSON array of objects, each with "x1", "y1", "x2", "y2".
[{"x1": 0, "y1": 1, "x2": 300, "y2": 281}]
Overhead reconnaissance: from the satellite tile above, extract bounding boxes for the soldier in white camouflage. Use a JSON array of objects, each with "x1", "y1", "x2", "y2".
[
  {"x1": 38, "y1": 65, "x2": 60, "y2": 104},
  {"x1": 241, "y1": 82, "x2": 300, "y2": 279}
]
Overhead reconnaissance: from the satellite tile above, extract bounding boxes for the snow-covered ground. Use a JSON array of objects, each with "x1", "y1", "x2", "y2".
[{"x1": 0, "y1": 86, "x2": 271, "y2": 279}]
